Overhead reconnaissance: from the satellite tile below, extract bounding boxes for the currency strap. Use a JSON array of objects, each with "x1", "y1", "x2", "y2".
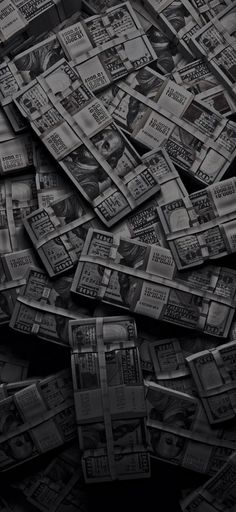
[{"x1": 95, "y1": 317, "x2": 117, "y2": 480}]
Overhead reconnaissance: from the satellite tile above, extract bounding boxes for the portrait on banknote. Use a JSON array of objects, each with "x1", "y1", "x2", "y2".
[
  {"x1": 147, "y1": 388, "x2": 196, "y2": 462},
  {"x1": 162, "y1": 1, "x2": 193, "y2": 33},
  {"x1": 62, "y1": 126, "x2": 126, "y2": 200},
  {"x1": 14, "y1": 38, "x2": 64, "y2": 83},
  {"x1": 79, "y1": 419, "x2": 143, "y2": 450},
  {"x1": 147, "y1": 26, "x2": 183, "y2": 73}
]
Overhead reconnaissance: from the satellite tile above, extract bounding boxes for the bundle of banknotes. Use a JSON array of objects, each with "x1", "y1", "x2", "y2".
[{"x1": 3, "y1": 0, "x2": 236, "y2": 509}]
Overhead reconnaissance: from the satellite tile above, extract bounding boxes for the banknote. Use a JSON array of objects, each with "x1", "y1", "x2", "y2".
[
  {"x1": 112, "y1": 67, "x2": 236, "y2": 186},
  {"x1": 149, "y1": 335, "x2": 222, "y2": 380},
  {"x1": 18, "y1": 443, "x2": 87, "y2": 512},
  {"x1": 112, "y1": 148, "x2": 187, "y2": 242},
  {"x1": 0, "y1": 369, "x2": 76, "y2": 472},
  {"x1": 14, "y1": 59, "x2": 162, "y2": 227},
  {"x1": 145, "y1": 379, "x2": 236, "y2": 475},
  {"x1": 33, "y1": 143, "x2": 74, "y2": 208},
  {"x1": 0, "y1": 174, "x2": 38, "y2": 255},
  {"x1": 0, "y1": 277, "x2": 26, "y2": 325},
  {"x1": 133, "y1": 0, "x2": 188, "y2": 74},
  {"x1": 10, "y1": 266, "x2": 95, "y2": 344},
  {"x1": 69, "y1": 315, "x2": 150, "y2": 482},
  {"x1": 144, "y1": 0, "x2": 202, "y2": 57},
  {"x1": 172, "y1": 58, "x2": 236, "y2": 115},
  {"x1": 158, "y1": 177, "x2": 236, "y2": 269},
  {"x1": 0, "y1": 0, "x2": 79, "y2": 56},
  {"x1": 23, "y1": 192, "x2": 101, "y2": 276},
  {"x1": 180, "y1": 452, "x2": 236, "y2": 511},
  {"x1": 187, "y1": 340, "x2": 236, "y2": 424},
  {"x1": 191, "y1": 3, "x2": 236, "y2": 99},
  {"x1": 71, "y1": 228, "x2": 236, "y2": 337}
]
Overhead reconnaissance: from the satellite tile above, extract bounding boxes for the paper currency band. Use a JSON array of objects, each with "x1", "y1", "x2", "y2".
[
  {"x1": 0, "y1": 396, "x2": 74, "y2": 444},
  {"x1": 79, "y1": 252, "x2": 235, "y2": 307},
  {"x1": 96, "y1": 317, "x2": 117, "y2": 480}
]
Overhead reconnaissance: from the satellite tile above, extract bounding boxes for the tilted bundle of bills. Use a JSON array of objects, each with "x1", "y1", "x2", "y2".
[
  {"x1": 172, "y1": 58, "x2": 236, "y2": 116},
  {"x1": 71, "y1": 228, "x2": 236, "y2": 337},
  {"x1": 10, "y1": 267, "x2": 95, "y2": 345},
  {"x1": 17, "y1": 443, "x2": 87, "y2": 512},
  {"x1": 111, "y1": 66, "x2": 236, "y2": 186},
  {"x1": 187, "y1": 340, "x2": 236, "y2": 424},
  {"x1": 0, "y1": 259, "x2": 27, "y2": 325},
  {"x1": 157, "y1": 177, "x2": 236, "y2": 270},
  {"x1": 13, "y1": 59, "x2": 168, "y2": 227},
  {"x1": 191, "y1": 2, "x2": 236, "y2": 100},
  {"x1": 132, "y1": 0, "x2": 188, "y2": 74},
  {"x1": 0, "y1": 369, "x2": 76, "y2": 472},
  {"x1": 23, "y1": 192, "x2": 101, "y2": 276},
  {"x1": 0, "y1": 379, "x2": 40, "y2": 401},
  {"x1": 0, "y1": 0, "x2": 80, "y2": 57},
  {"x1": 145, "y1": 379, "x2": 236, "y2": 475},
  {"x1": 33, "y1": 142, "x2": 74, "y2": 209},
  {"x1": 69, "y1": 315, "x2": 150, "y2": 482},
  {"x1": 149, "y1": 335, "x2": 222, "y2": 381},
  {"x1": 0, "y1": 174, "x2": 39, "y2": 255},
  {"x1": 180, "y1": 452, "x2": 236, "y2": 511}
]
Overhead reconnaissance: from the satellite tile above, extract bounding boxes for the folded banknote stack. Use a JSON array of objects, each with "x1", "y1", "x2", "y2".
[{"x1": 3, "y1": 0, "x2": 236, "y2": 509}]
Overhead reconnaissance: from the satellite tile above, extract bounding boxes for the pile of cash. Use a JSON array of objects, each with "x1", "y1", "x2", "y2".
[{"x1": 3, "y1": 0, "x2": 236, "y2": 509}]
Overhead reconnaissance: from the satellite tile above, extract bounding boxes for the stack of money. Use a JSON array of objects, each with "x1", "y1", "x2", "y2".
[
  {"x1": 23, "y1": 192, "x2": 101, "y2": 276},
  {"x1": 180, "y1": 452, "x2": 236, "y2": 511},
  {"x1": 145, "y1": 379, "x2": 236, "y2": 475},
  {"x1": 10, "y1": 267, "x2": 94, "y2": 345},
  {"x1": 157, "y1": 177, "x2": 236, "y2": 270},
  {"x1": 0, "y1": 369, "x2": 76, "y2": 472},
  {"x1": 172, "y1": 58, "x2": 236, "y2": 116},
  {"x1": 0, "y1": 0, "x2": 80, "y2": 58},
  {"x1": 3, "y1": 0, "x2": 236, "y2": 506},
  {"x1": 110, "y1": 66, "x2": 236, "y2": 186},
  {"x1": 13, "y1": 59, "x2": 166, "y2": 226},
  {"x1": 15, "y1": 443, "x2": 87, "y2": 512},
  {"x1": 71, "y1": 228, "x2": 236, "y2": 337},
  {"x1": 69, "y1": 315, "x2": 150, "y2": 482},
  {"x1": 187, "y1": 340, "x2": 236, "y2": 424},
  {"x1": 191, "y1": 3, "x2": 236, "y2": 100}
]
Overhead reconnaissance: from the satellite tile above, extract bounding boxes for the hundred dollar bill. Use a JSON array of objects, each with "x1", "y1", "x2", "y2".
[
  {"x1": 69, "y1": 315, "x2": 150, "y2": 482},
  {"x1": 0, "y1": 277, "x2": 26, "y2": 325},
  {"x1": 133, "y1": 0, "x2": 188, "y2": 74},
  {"x1": 112, "y1": 66, "x2": 236, "y2": 186},
  {"x1": 23, "y1": 192, "x2": 101, "y2": 276},
  {"x1": 33, "y1": 143, "x2": 74, "y2": 208},
  {"x1": 0, "y1": 369, "x2": 76, "y2": 472},
  {"x1": 71, "y1": 228, "x2": 236, "y2": 337},
  {"x1": 0, "y1": 174, "x2": 38, "y2": 254},
  {"x1": 0, "y1": 133, "x2": 33, "y2": 176},
  {"x1": 17, "y1": 443, "x2": 87, "y2": 512},
  {"x1": 187, "y1": 340, "x2": 236, "y2": 424},
  {"x1": 112, "y1": 148, "x2": 187, "y2": 243},
  {"x1": 0, "y1": 0, "x2": 80, "y2": 56},
  {"x1": 1, "y1": 248, "x2": 38, "y2": 280},
  {"x1": 191, "y1": 3, "x2": 236, "y2": 100},
  {"x1": 189, "y1": 0, "x2": 233, "y2": 23},
  {"x1": 149, "y1": 335, "x2": 222, "y2": 381},
  {"x1": 10, "y1": 267, "x2": 94, "y2": 345},
  {"x1": 0, "y1": 379, "x2": 40, "y2": 401},
  {"x1": 144, "y1": 0, "x2": 202, "y2": 57},
  {"x1": 172, "y1": 58, "x2": 236, "y2": 116},
  {"x1": 180, "y1": 452, "x2": 236, "y2": 511},
  {"x1": 13, "y1": 59, "x2": 162, "y2": 227},
  {"x1": 157, "y1": 177, "x2": 236, "y2": 269},
  {"x1": 145, "y1": 379, "x2": 236, "y2": 475}
]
